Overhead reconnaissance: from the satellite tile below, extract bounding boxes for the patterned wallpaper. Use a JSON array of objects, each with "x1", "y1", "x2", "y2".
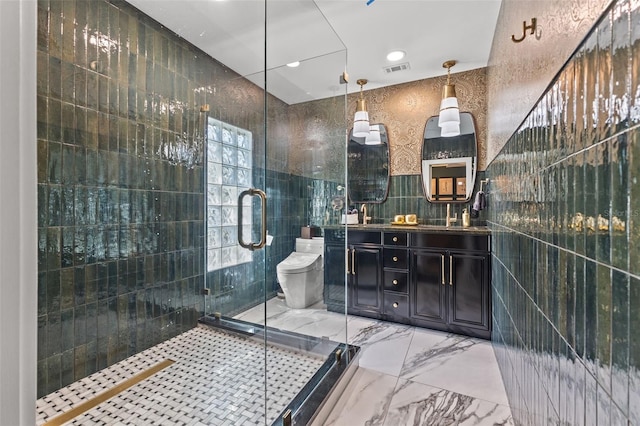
[
  {"x1": 289, "y1": 68, "x2": 488, "y2": 176},
  {"x1": 486, "y1": 0, "x2": 612, "y2": 164}
]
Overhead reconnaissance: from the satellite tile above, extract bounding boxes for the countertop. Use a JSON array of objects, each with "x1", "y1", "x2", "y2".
[{"x1": 323, "y1": 223, "x2": 491, "y2": 235}]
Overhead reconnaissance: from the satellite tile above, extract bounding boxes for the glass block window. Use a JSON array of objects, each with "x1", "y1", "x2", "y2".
[{"x1": 207, "y1": 117, "x2": 253, "y2": 271}]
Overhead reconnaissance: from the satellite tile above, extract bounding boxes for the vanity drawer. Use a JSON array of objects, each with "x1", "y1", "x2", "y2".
[
  {"x1": 384, "y1": 232, "x2": 408, "y2": 246},
  {"x1": 411, "y1": 232, "x2": 489, "y2": 252},
  {"x1": 384, "y1": 248, "x2": 408, "y2": 269},
  {"x1": 348, "y1": 231, "x2": 382, "y2": 245},
  {"x1": 384, "y1": 271, "x2": 408, "y2": 293},
  {"x1": 384, "y1": 292, "x2": 409, "y2": 317}
]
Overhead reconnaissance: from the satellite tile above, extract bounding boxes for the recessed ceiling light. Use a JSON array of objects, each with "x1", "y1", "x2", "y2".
[
  {"x1": 386, "y1": 50, "x2": 405, "y2": 62},
  {"x1": 286, "y1": 61, "x2": 300, "y2": 68}
]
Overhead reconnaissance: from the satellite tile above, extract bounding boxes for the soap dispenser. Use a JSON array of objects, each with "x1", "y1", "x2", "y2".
[{"x1": 462, "y1": 208, "x2": 471, "y2": 228}]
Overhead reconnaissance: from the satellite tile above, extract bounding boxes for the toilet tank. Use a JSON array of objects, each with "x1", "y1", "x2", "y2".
[{"x1": 295, "y1": 237, "x2": 324, "y2": 255}]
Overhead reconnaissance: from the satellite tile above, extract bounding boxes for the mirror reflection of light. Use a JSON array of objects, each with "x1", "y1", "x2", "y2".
[{"x1": 86, "y1": 29, "x2": 120, "y2": 54}]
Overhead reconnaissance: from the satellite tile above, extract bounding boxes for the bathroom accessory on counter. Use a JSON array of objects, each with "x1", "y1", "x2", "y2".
[
  {"x1": 393, "y1": 215, "x2": 405, "y2": 224},
  {"x1": 391, "y1": 214, "x2": 417, "y2": 225},
  {"x1": 342, "y1": 212, "x2": 359, "y2": 224},
  {"x1": 462, "y1": 208, "x2": 470, "y2": 227},
  {"x1": 301, "y1": 226, "x2": 320, "y2": 239}
]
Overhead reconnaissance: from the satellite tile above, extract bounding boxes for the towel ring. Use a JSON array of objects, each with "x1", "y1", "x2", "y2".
[{"x1": 479, "y1": 179, "x2": 490, "y2": 192}]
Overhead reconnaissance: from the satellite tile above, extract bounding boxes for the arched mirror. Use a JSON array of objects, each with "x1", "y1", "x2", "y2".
[
  {"x1": 421, "y1": 112, "x2": 477, "y2": 203},
  {"x1": 347, "y1": 124, "x2": 390, "y2": 204}
]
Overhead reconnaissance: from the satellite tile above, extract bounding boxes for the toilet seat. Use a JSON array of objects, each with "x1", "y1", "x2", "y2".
[{"x1": 277, "y1": 252, "x2": 320, "y2": 274}]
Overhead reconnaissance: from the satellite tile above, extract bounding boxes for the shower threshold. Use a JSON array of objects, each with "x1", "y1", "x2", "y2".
[{"x1": 199, "y1": 314, "x2": 360, "y2": 426}]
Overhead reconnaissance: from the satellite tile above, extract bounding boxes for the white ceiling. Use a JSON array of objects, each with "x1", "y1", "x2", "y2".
[{"x1": 127, "y1": 0, "x2": 502, "y2": 105}]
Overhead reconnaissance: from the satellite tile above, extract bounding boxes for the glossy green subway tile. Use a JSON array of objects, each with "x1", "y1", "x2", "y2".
[
  {"x1": 37, "y1": 96, "x2": 48, "y2": 141},
  {"x1": 47, "y1": 313, "x2": 62, "y2": 359},
  {"x1": 597, "y1": 11, "x2": 614, "y2": 142},
  {"x1": 611, "y1": 269, "x2": 629, "y2": 415},
  {"x1": 584, "y1": 149, "x2": 597, "y2": 259},
  {"x1": 629, "y1": 129, "x2": 640, "y2": 276},
  {"x1": 632, "y1": 3, "x2": 640, "y2": 126},
  {"x1": 574, "y1": 256, "x2": 586, "y2": 357},
  {"x1": 596, "y1": 264, "x2": 612, "y2": 389},
  {"x1": 60, "y1": 184, "x2": 75, "y2": 222},
  {"x1": 596, "y1": 143, "x2": 611, "y2": 264},
  {"x1": 584, "y1": 259, "x2": 598, "y2": 373}
]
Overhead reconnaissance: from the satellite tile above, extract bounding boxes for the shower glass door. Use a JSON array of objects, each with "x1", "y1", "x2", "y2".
[{"x1": 200, "y1": 0, "x2": 351, "y2": 424}]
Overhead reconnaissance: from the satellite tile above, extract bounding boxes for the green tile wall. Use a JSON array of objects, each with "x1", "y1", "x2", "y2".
[
  {"x1": 35, "y1": 0, "x2": 283, "y2": 397},
  {"x1": 487, "y1": 0, "x2": 640, "y2": 423}
]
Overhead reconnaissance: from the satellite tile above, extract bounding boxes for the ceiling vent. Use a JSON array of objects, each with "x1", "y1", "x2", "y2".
[{"x1": 383, "y1": 62, "x2": 410, "y2": 74}]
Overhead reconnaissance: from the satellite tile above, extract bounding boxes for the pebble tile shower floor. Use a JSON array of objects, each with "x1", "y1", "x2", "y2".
[{"x1": 36, "y1": 325, "x2": 325, "y2": 425}]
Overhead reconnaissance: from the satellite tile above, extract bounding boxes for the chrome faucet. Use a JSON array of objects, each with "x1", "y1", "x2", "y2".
[
  {"x1": 446, "y1": 203, "x2": 457, "y2": 228},
  {"x1": 361, "y1": 203, "x2": 371, "y2": 225}
]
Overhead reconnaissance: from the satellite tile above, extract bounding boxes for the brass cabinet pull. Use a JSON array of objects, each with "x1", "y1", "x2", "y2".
[
  {"x1": 449, "y1": 255, "x2": 453, "y2": 286},
  {"x1": 393, "y1": 302, "x2": 399, "y2": 308},
  {"x1": 392, "y1": 279, "x2": 398, "y2": 285},
  {"x1": 352, "y1": 249, "x2": 356, "y2": 275},
  {"x1": 346, "y1": 249, "x2": 350, "y2": 274},
  {"x1": 441, "y1": 254, "x2": 445, "y2": 285},
  {"x1": 392, "y1": 236, "x2": 398, "y2": 242},
  {"x1": 393, "y1": 256, "x2": 398, "y2": 262}
]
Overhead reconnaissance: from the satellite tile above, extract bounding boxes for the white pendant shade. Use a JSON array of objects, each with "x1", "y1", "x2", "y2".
[
  {"x1": 353, "y1": 110, "x2": 370, "y2": 137},
  {"x1": 438, "y1": 96, "x2": 460, "y2": 126},
  {"x1": 440, "y1": 121, "x2": 460, "y2": 137},
  {"x1": 365, "y1": 124, "x2": 381, "y2": 145},
  {"x1": 437, "y1": 61, "x2": 461, "y2": 137}
]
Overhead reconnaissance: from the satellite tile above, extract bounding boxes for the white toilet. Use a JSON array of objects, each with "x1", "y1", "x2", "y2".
[{"x1": 276, "y1": 237, "x2": 324, "y2": 309}]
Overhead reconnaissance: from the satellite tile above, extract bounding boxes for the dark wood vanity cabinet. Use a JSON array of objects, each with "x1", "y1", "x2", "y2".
[
  {"x1": 324, "y1": 229, "x2": 382, "y2": 316},
  {"x1": 324, "y1": 227, "x2": 491, "y2": 339},
  {"x1": 324, "y1": 238, "x2": 347, "y2": 312},
  {"x1": 349, "y1": 246, "x2": 383, "y2": 316},
  {"x1": 412, "y1": 249, "x2": 490, "y2": 338}
]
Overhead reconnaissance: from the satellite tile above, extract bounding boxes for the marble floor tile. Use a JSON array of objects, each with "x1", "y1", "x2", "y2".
[
  {"x1": 236, "y1": 298, "x2": 349, "y2": 342},
  {"x1": 383, "y1": 379, "x2": 513, "y2": 426},
  {"x1": 323, "y1": 368, "x2": 399, "y2": 426},
  {"x1": 400, "y1": 328, "x2": 509, "y2": 406},
  {"x1": 349, "y1": 320, "x2": 415, "y2": 377}
]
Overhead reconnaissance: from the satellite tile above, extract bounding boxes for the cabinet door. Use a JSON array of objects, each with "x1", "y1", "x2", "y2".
[
  {"x1": 448, "y1": 252, "x2": 490, "y2": 330},
  {"x1": 411, "y1": 250, "x2": 447, "y2": 324},
  {"x1": 351, "y1": 246, "x2": 382, "y2": 311},
  {"x1": 324, "y1": 243, "x2": 346, "y2": 311}
]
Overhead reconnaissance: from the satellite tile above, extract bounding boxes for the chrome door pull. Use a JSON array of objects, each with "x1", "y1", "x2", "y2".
[
  {"x1": 237, "y1": 188, "x2": 267, "y2": 251},
  {"x1": 441, "y1": 254, "x2": 445, "y2": 285},
  {"x1": 449, "y1": 255, "x2": 453, "y2": 286}
]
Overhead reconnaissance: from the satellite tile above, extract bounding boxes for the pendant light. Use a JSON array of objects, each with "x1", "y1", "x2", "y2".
[
  {"x1": 438, "y1": 60, "x2": 461, "y2": 137},
  {"x1": 353, "y1": 79, "x2": 370, "y2": 138},
  {"x1": 365, "y1": 124, "x2": 381, "y2": 145}
]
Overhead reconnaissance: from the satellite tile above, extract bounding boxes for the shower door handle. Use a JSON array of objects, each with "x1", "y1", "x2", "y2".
[{"x1": 238, "y1": 188, "x2": 267, "y2": 251}]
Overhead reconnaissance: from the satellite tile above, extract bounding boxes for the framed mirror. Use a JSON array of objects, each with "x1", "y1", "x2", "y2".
[
  {"x1": 347, "y1": 124, "x2": 390, "y2": 204},
  {"x1": 421, "y1": 112, "x2": 477, "y2": 203}
]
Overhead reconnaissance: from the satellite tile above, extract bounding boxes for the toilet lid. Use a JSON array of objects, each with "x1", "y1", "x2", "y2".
[{"x1": 277, "y1": 253, "x2": 320, "y2": 274}]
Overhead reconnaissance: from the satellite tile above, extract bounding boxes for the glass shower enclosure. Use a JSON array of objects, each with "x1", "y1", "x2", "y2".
[{"x1": 142, "y1": 0, "x2": 353, "y2": 423}]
